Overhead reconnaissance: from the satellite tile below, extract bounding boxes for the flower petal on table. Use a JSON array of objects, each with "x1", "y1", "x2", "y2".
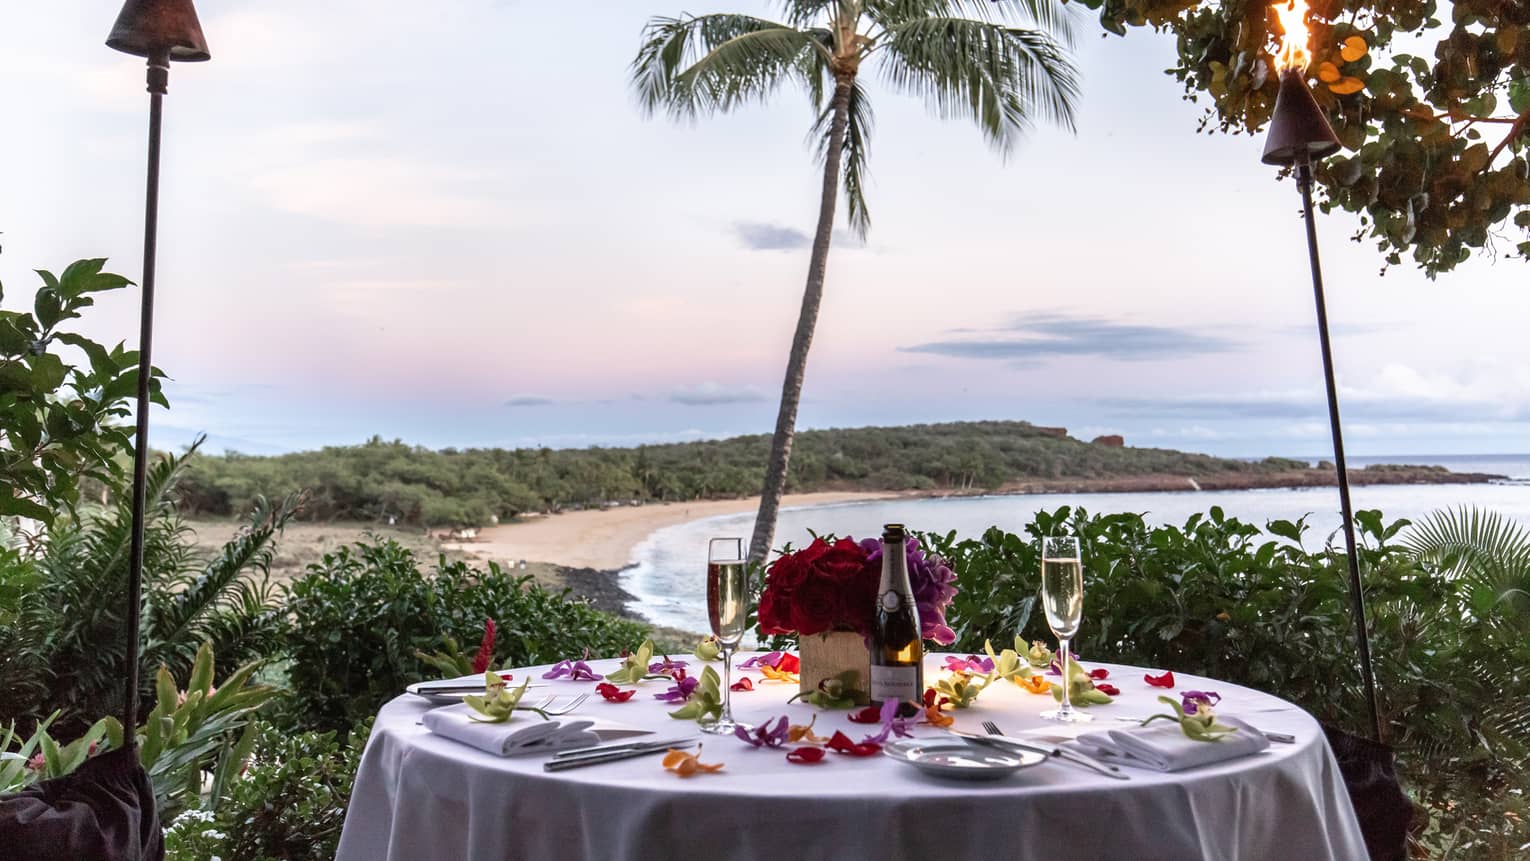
[
  {"x1": 786, "y1": 747, "x2": 826, "y2": 764},
  {"x1": 595, "y1": 682, "x2": 635, "y2": 703},
  {"x1": 1144, "y1": 670, "x2": 1176, "y2": 688}
]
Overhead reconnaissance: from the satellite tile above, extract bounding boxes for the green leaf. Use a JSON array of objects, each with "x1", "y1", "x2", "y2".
[
  {"x1": 1511, "y1": 79, "x2": 1530, "y2": 115},
  {"x1": 27, "y1": 353, "x2": 68, "y2": 392},
  {"x1": 56, "y1": 259, "x2": 106, "y2": 298},
  {"x1": 0, "y1": 494, "x2": 50, "y2": 521}
]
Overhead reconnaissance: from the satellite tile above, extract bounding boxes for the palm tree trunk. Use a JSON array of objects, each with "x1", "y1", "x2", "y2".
[{"x1": 748, "y1": 75, "x2": 855, "y2": 565}]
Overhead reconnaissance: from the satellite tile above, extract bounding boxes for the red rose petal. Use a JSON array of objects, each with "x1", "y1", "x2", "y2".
[
  {"x1": 777, "y1": 654, "x2": 801, "y2": 674},
  {"x1": 595, "y1": 682, "x2": 635, "y2": 703},
  {"x1": 1089, "y1": 668, "x2": 1110, "y2": 680},
  {"x1": 786, "y1": 747, "x2": 826, "y2": 764},
  {"x1": 730, "y1": 677, "x2": 754, "y2": 692},
  {"x1": 847, "y1": 706, "x2": 882, "y2": 724},
  {"x1": 922, "y1": 688, "x2": 937, "y2": 708},
  {"x1": 1144, "y1": 671, "x2": 1175, "y2": 688},
  {"x1": 827, "y1": 731, "x2": 881, "y2": 757},
  {"x1": 1096, "y1": 683, "x2": 1120, "y2": 696}
]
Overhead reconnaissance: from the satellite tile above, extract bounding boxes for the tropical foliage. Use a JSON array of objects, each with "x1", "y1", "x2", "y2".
[
  {"x1": 929, "y1": 505, "x2": 1530, "y2": 856},
  {"x1": 1073, "y1": 0, "x2": 1530, "y2": 274},
  {"x1": 2, "y1": 643, "x2": 277, "y2": 824},
  {"x1": 631, "y1": 1, "x2": 1082, "y2": 563},
  {"x1": 162, "y1": 719, "x2": 370, "y2": 861},
  {"x1": 2, "y1": 444, "x2": 295, "y2": 737},
  {"x1": 0, "y1": 259, "x2": 161, "y2": 527}
]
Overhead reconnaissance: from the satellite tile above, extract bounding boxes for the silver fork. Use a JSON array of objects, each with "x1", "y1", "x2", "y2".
[
  {"x1": 537, "y1": 694, "x2": 590, "y2": 716},
  {"x1": 978, "y1": 719, "x2": 1127, "y2": 779}
]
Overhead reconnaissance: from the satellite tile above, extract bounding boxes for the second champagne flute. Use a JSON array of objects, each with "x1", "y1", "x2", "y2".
[
  {"x1": 703, "y1": 537, "x2": 750, "y2": 735},
  {"x1": 1039, "y1": 534, "x2": 1091, "y2": 723}
]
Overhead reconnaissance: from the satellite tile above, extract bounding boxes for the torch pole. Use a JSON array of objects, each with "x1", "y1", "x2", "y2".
[
  {"x1": 1294, "y1": 151, "x2": 1383, "y2": 743},
  {"x1": 123, "y1": 50, "x2": 171, "y2": 744}
]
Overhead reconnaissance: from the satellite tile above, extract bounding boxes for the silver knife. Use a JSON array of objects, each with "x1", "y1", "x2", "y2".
[
  {"x1": 412, "y1": 682, "x2": 547, "y2": 694},
  {"x1": 948, "y1": 730, "x2": 1129, "y2": 780},
  {"x1": 543, "y1": 741, "x2": 698, "y2": 772},
  {"x1": 552, "y1": 737, "x2": 699, "y2": 760}
]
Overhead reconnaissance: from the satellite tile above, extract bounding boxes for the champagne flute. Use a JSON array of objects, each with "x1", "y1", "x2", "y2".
[
  {"x1": 1039, "y1": 534, "x2": 1091, "y2": 723},
  {"x1": 702, "y1": 537, "x2": 750, "y2": 735}
]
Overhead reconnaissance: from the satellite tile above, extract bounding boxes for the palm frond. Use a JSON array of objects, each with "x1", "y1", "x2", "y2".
[
  {"x1": 632, "y1": 14, "x2": 832, "y2": 119},
  {"x1": 775, "y1": 0, "x2": 839, "y2": 27},
  {"x1": 142, "y1": 492, "x2": 298, "y2": 682},
  {"x1": 875, "y1": 16, "x2": 1079, "y2": 153},
  {"x1": 867, "y1": 0, "x2": 1077, "y2": 46},
  {"x1": 1404, "y1": 507, "x2": 1530, "y2": 622},
  {"x1": 811, "y1": 80, "x2": 877, "y2": 236}
]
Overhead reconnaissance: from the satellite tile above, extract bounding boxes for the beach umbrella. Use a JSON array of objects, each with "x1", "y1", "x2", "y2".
[{"x1": 0, "y1": 2, "x2": 209, "y2": 857}]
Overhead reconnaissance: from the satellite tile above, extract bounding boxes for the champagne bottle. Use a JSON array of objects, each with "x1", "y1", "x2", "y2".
[{"x1": 870, "y1": 523, "x2": 922, "y2": 716}]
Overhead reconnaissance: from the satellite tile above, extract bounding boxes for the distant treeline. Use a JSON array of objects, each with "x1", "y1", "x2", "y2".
[{"x1": 176, "y1": 421, "x2": 1311, "y2": 527}]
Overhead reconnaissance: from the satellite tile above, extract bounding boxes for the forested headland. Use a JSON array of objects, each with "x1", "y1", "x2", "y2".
[{"x1": 174, "y1": 421, "x2": 1496, "y2": 528}]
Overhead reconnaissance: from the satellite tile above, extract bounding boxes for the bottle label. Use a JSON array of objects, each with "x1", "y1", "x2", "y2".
[
  {"x1": 879, "y1": 590, "x2": 904, "y2": 612},
  {"x1": 870, "y1": 664, "x2": 919, "y2": 702}
]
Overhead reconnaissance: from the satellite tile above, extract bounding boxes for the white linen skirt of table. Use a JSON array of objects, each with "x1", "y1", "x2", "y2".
[{"x1": 337, "y1": 654, "x2": 1367, "y2": 861}]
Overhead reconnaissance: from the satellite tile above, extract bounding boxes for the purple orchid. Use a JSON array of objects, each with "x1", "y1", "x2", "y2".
[
  {"x1": 860, "y1": 697, "x2": 917, "y2": 745},
  {"x1": 734, "y1": 715, "x2": 791, "y2": 748},
  {"x1": 860, "y1": 536, "x2": 959, "y2": 645},
  {"x1": 653, "y1": 675, "x2": 700, "y2": 703},
  {"x1": 943, "y1": 654, "x2": 995, "y2": 675},
  {"x1": 1046, "y1": 652, "x2": 1083, "y2": 676},
  {"x1": 648, "y1": 656, "x2": 688, "y2": 676},
  {"x1": 1181, "y1": 690, "x2": 1222, "y2": 715},
  {"x1": 740, "y1": 651, "x2": 785, "y2": 669},
  {"x1": 542, "y1": 658, "x2": 601, "y2": 681}
]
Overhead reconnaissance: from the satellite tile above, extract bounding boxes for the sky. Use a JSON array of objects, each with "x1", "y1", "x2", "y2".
[{"x1": 1, "y1": 1, "x2": 1526, "y2": 459}]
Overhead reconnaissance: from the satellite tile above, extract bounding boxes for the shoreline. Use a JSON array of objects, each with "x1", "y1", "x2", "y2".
[
  {"x1": 446, "y1": 490, "x2": 901, "y2": 572},
  {"x1": 447, "y1": 464, "x2": 1502, "y2": 573}
]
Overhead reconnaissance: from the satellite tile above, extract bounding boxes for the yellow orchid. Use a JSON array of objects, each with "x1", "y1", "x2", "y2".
[
  {"x1": 1017, "y1": 675, "x2": 1052, "y2": 695},
  {"x1": 662, "y1": 747, "x2": 725, "y2": 777},
  {"x1": 788, "y1": 715, "x2": 831, "y2": 745},
  {"x1": 760, "y1": 663, "x2": 799, "y2": 683}
]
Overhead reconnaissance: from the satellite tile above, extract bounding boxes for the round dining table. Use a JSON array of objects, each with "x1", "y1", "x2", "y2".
[{"x1": 336, "y1": 652, "x2": 1367, "y2": 861}]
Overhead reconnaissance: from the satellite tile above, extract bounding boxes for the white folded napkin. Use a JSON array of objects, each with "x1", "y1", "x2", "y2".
[
  {"x1": 421, "y1": 704, "x2": 605, "y2": 757},
  {"x1": 1069, "y1": 716, "x2": 1270, "y2": 772}
]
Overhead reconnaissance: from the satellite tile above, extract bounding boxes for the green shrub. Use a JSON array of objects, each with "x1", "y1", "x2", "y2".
[
  {"x1": 282, "y1": 539, "x2": 649, "y2": 732},
  {"x1": 164, "y1": 718, "x2": 369, "y2": 861},
  {"x1": 928, "y1": 505, "x2": 1530, "y2": 856}
]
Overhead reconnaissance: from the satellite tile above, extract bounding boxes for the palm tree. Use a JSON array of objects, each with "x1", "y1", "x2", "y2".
[{"x1": 632, "y1": 0, "x2": 1081, "y2": 563}]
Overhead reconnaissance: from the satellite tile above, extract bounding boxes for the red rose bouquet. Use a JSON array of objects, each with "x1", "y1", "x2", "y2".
[
  {"x1": 758, "y1": 537, "x2": 879, "y2": 637},
  {"x1": 757, "y1": 535, "x2": 958, "y2": 643}
]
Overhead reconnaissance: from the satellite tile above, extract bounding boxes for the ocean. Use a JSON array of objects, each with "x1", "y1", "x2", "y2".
[{"x1": 622, "y1": 454, "x2": 1530, "y2": 634}]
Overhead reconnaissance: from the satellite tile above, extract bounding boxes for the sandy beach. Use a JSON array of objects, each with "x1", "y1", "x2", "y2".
[{"x1": 447, "y1": 491, "x2": 895, "y2": 570}]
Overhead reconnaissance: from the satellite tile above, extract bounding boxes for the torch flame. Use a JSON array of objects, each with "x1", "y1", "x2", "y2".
[{"x1": 1273, "y1": 0, "x2": 1312, "y2": 73}]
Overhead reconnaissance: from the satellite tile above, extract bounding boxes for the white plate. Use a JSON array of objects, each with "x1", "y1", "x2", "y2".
[{"x1": 883, "y1": 737, "x2": 1047, "y2": 781}]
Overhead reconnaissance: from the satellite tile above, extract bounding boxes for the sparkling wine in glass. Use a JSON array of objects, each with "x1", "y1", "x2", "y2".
[
  {"x1": 702, "y1": 537, "x2": 750, "y2": 735},
  {"x1": 1039, "y1": 534, "x2": 1091, "y2": 723}
]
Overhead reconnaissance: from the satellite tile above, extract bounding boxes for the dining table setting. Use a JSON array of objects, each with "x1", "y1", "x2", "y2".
[
  {"x1": 337, "y1": 651, "x2": 1365, "y2": 860},
  {"x1": 335, "y1": 526, "x2": 1370, "y2": 860}
]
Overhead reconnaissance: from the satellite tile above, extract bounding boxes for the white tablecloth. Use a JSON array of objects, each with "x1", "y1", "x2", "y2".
[{"x1": 337, "y1": 653, "x2": 1366, "y2": 861}]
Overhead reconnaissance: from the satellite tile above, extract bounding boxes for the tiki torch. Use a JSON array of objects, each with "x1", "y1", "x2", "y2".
[
  {"x1": 1261, "y1": 0, "x2": 1382, "y2": 742},
  {"x1": 106, "y1": 0, "x2": 210, "y2": 740}
]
